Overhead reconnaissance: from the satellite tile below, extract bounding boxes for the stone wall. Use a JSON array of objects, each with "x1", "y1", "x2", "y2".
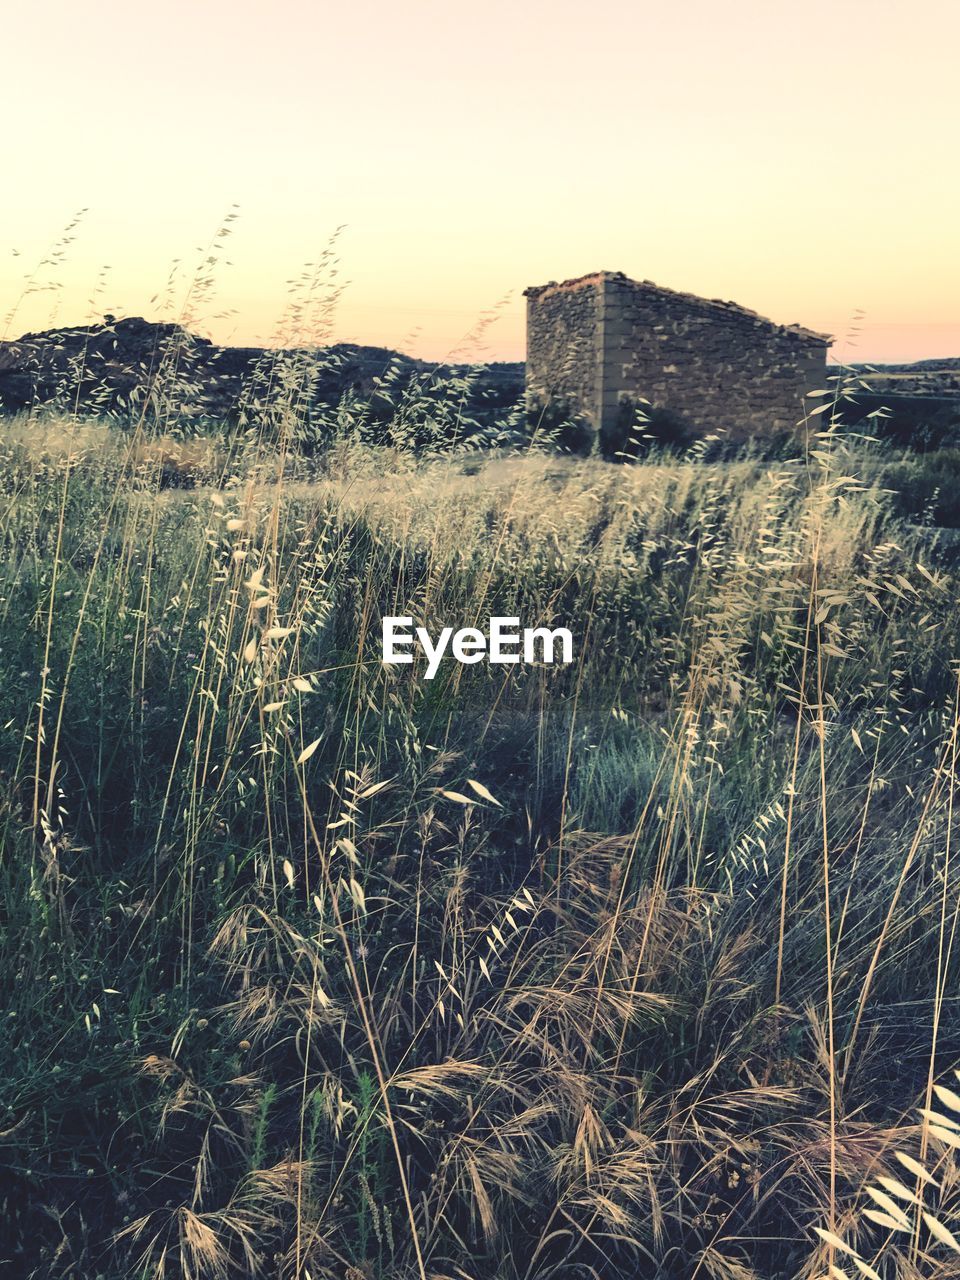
[
  {"x1": 525, "y1": 271, "x2": 831, "y2": 446},
  {"x1": 524, "y1": 275, "x2": 603, "y2": 428}
]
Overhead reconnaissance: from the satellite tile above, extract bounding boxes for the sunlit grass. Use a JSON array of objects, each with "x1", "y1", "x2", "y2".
[{"x1": 1, "y1": 382, "x2": 960, "y2": 1280}]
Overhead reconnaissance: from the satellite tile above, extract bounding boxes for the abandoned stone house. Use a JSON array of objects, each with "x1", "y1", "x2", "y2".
[{"x1": 524, "y1": 271, "x2": 831, "y2": 449}]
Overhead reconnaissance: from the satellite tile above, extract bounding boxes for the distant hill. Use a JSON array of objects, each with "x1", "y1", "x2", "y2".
[
  {"x1": 844, "y1": 359, "x2": 960, "y2": 397},
  {"x1": 0, "y1": 316, "x2": 525, "y2": 430}
]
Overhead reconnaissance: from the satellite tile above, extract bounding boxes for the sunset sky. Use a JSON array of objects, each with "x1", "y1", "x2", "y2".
[{"x1": 4, "y1": 0, "x2": 958, "y2": 364}]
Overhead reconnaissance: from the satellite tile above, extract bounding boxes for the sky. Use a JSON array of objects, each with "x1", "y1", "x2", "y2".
[{"x1": 3, "y1": 0, "x2": 958, "y2": 364}]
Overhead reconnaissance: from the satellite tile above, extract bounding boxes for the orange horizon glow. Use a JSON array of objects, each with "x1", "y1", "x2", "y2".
[{"x1": 3, "y1": 0, "x2": 958, "y2": 368}]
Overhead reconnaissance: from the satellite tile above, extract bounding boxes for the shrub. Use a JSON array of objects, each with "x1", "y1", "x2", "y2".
[
  {"x1": 600, "y1": 397, "x2": 698, "y2": 460},
  {"x1": 882, "y1": 447, "x2": 960, "y2": 526}
]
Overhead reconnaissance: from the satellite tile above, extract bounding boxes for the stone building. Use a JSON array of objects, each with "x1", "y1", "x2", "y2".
[{"x1": 524, "y1": 271, "x2": 831, "y2": 449}]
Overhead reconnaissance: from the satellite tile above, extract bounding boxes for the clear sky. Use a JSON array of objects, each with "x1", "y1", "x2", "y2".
[{"x1": 3, "y1": 0, "x2": 958, "y2": 363}]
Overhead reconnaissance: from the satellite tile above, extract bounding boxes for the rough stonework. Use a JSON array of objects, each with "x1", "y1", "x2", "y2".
[{"x1": 524, "y1": 271, "x2": 832, "y2": 446}]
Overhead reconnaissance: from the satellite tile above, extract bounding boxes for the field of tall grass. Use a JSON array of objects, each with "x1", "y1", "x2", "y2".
[{"x1": 3, "y1": 393, "x2": 960, "y2": 1279}]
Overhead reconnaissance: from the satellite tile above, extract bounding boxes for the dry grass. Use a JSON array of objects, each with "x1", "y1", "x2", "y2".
[{"x1": 0, "y1": 396, "x2": 959, "y2": 1280}]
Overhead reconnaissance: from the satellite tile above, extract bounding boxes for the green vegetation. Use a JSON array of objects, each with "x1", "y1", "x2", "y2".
[
  {"x1": 2, "y1": 403, "x2": 960, "y2": 1280},
  {"x1": 883, "y1": 447, "x2": 960, "y2": 528}
]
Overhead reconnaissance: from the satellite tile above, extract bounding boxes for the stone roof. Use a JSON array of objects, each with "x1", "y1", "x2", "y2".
[{"x1": 524, "y1": 271, "x2": 832, "y2": 345}]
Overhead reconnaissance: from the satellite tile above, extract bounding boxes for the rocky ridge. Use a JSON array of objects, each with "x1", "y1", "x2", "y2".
[{"x1": 0, "y1": 316, "x2": 525, "y2": 430}]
